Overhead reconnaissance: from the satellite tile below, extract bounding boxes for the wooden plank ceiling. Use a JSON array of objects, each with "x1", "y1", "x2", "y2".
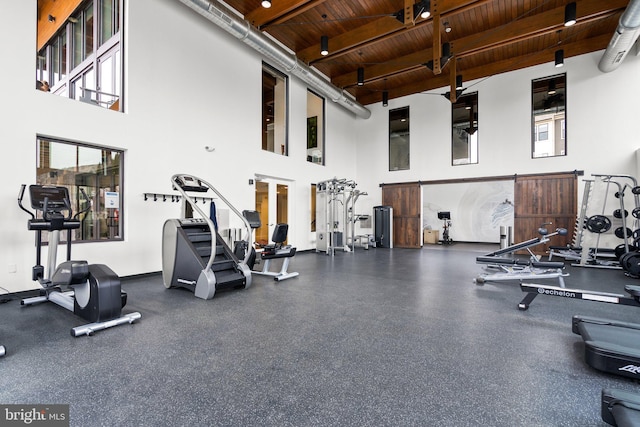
[{"x1": 222, "y1": 0, "x2": 627, "y2": 105}]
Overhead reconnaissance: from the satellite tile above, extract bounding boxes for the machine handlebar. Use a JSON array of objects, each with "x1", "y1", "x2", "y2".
[
  {"x1": 18, "y1": 184, "x2": 35, "y2": 220},
  {"x1": 75, "y1": 188, "x2": 92, "y2": 219},
  {"x1": 18, "y1": 184, "x2": 91, "y2": 231}
]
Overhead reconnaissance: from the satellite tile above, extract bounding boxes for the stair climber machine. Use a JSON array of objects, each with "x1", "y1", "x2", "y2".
[
  {"x1": 18, "y1": 184, "x2": 141, "y2": 337},
  {"x1": 162, "y1": 174, "x2": 253, "y2": 300}
]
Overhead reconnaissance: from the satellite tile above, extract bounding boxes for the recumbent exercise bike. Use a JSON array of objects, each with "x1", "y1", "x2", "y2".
[
  {"x1": 18, "y1": 184, "x2": 141, "y2": 336},
  {"x1": 238, "y1": 210, "x2": 299, "y2": 281}
]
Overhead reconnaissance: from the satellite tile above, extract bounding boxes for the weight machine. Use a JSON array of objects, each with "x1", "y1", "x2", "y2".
[
  {"x1": 550, "y1": 175, "x2": 640, "y2": 269},
  {"x1": 315, "y1": 178, "x2": 368, "y2": 255}
]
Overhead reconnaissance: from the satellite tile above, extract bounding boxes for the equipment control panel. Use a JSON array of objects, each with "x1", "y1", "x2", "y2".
[{"x1": 180, "y1": 218, "x2": 208, "y2": 226}]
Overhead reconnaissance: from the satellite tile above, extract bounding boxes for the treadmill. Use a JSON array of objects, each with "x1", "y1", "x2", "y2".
[
  {"x1": 601, "y1": 389, "x2": 640, "y2": 427},
  {"x1": 571, "y1": 285, "x2": 640, "y2": 381},
  {"x1": 568, "y1": 285, "x2": 640, "y2": 426}
]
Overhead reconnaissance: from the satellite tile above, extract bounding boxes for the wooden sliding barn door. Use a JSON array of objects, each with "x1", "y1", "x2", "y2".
[
  {"x1": 381, "y1": 183, "x2": 421, "y2": 248},
  {"x1": 514, "y1": 172, "x2": 578, "y2": 255}
]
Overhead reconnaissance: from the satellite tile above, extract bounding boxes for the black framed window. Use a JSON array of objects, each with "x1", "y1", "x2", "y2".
[
  {"x1": 452, "y1": 92, "x2": 478, "y2": 165},
  {"x1": 307, "y1": 90, "x2": 325, "y2": 165},
  {"x1": 36, "y1": 136, "x2": 124, "y2": 242},
  {"x1": 36, "y1": 0, "x2": 123, "y2": 111},
  {"x1": 262, "y1": 63, "x2": 289, "y2": 155},
  {"x1": 532, "y1": 74, "x2": 566, "y2": 158},
  {"x1": 389, "y1": 106, "x2": 410, "y2": 171}
]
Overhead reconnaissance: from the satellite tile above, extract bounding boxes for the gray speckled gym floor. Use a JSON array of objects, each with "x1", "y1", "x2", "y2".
[{"x1": 1, "y1": 244, "x2": 639, "y2": 426}]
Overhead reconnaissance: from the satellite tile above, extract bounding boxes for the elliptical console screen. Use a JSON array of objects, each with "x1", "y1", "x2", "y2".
[{"x1": 29, "y1": 185, "x2": 70, "y2": 211}]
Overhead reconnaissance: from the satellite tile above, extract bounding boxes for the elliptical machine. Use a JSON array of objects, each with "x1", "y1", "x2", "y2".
[{"x1": 18, "y1": 184, "x2": 141, "y2": 337}]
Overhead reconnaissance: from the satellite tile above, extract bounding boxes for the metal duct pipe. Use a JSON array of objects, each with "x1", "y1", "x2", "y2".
[
  {"x1": 598, "y1": 0, "x2": 640, "y2": 72},
  {"x1": 178, "y1": 0, "x2": 371, "y2": 119}
]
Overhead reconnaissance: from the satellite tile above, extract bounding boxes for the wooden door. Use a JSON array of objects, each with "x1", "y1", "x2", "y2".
[
  {"x1": 514, "y1": 172, "x2": 578, "y2": 255},
  {"x1": 382, "y1": 183, "x2": 421, "y2": 248}
]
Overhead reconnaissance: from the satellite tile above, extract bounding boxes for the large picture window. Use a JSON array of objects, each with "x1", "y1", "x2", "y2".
[
  {"x1": 262, "y1": 64, "x2": 289, "y2": 155},
  {"x1": 532, "y1": 74, "x2": 566, "y2": 158},
  {"x1": 389, "y1": 106, "x2": 410, "y2": 171},
  {"x1": 452, "y1": 92, "x2": 478, "y2": 165},
  {"x1": 36, "y1": 0, "x2": 123, "y2": 111},
  {"x1": 36, "y1": 136, "x2": 124, "y2": 242},
  {"x1": 307, "y1": 90, "x2": 325, "y2": 165}
]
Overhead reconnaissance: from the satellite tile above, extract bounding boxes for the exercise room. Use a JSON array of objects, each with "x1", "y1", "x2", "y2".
[{"x1": 1, "y1": 0, "x2": 639, "y2": 425}]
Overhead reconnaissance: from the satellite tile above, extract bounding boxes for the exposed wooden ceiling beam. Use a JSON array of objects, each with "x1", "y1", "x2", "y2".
[
  {"x1": 245, "y1": 0, "x2": 329, "y2": 28},
  {"x1": 356, "y1": 33, "x2": 611, "y2": 105},
  {"x1": 330, "y1": 0, "x2": 625, "y2": 90},
  {"x1": 298, "y1": 16, "x2": 405, "y2": 63},
  {"x1": 432, "y1": 12, "x2": 442, "y2": 75},
  {"x1": 295, "y1": 0, "x2": 495, "y2": 65},
  {"x1": 455, "y1": 0, "x2": 626, "y2": 57},
  {"x1": 449, "y1": 56, "x2": 457, "y2": 103},
  {"x1": 333, "y1": 49, "x2": 433, "y2": 88}
]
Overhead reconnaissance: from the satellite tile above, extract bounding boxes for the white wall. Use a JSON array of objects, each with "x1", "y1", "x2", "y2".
[
  {"x1": 355, "y1": 51, "x2": 640, "y2": 241},
  {"x1": 1, "y1": 1, "x2": 638, "y2": 293},
  {"x1": 0, "y1": 0, "x2": 358, "y2": 292},
  {"x1": 423, "y1": 181, "x2": 514, "y2": 243}
]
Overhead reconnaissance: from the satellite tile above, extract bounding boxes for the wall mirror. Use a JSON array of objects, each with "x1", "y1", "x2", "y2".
[
  {"x1": 532, "y1": 74, "x2": 566, "y2": 158},
  {"x1": 452, "y1": 92, "x2": 478, "y2": 165}
]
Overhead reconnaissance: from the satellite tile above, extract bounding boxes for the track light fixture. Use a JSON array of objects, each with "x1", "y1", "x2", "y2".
[
  {"x1": 382, "y1": 91, "x2": 389, "y2": 107},
  {"x1": 261, "y1": 0, "x2": 272, "y2": 8},
  {"x1": 548, "y1": 79, "x2": 556, "y2": 95},
  {"x1": 414, "y1": 0, "x2": 431, "y2": 20},
  {"x1": 48, "y1": 14, "x2": 56, "y2": 22},
  {"x1": 320, "y1": 36, "x2": 329, "y2": 56},
  {"x1": 424, "y1": 42, "x2": 452, "y2": 71},
  {"x1": 394, "y1": 0, "x2": 431, "y2": 23},
  {"x1": 456, "y1": 75, "x2": 463, "y2": 90},
  {"x1": 357, "y1": 67, "x2": 364, "y2": 86},
  {"x1": 555, "y1": 49, "x2": 564, "y2": 67},
  {"x1": 564, "y1": 2, "x2": 576, "y2": 27},
  {"x1": 441, "y1": 89, "x2": 465, "y2": 102}
]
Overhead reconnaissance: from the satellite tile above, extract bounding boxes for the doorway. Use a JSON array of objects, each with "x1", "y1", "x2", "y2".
[
  {"x1": 254, "y1": 177, "x2": 291, "y2": 247},
  {"x1": 381, "y1": 183, "x2": 422, "y2": 248}
]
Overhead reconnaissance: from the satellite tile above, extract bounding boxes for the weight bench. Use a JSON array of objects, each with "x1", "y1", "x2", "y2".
[
  {"x1": 352, "y1": 234, "x2": 370, "y2": 250},
  {"x1": 475, "y1": 225, "x2": 568, "y2": 286},
  {"x1": 254, "y1": 224, "x2": 299, "y2": 282},
  {"x1": 475, "y1": 257, "x2": 567, "y2": 286},
  {"x1": 549, "y1": 245, "x2": 618, "y2": 265},
  {"x1": 483, "y1": 237, "x2": 545, "y2": 257}
]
